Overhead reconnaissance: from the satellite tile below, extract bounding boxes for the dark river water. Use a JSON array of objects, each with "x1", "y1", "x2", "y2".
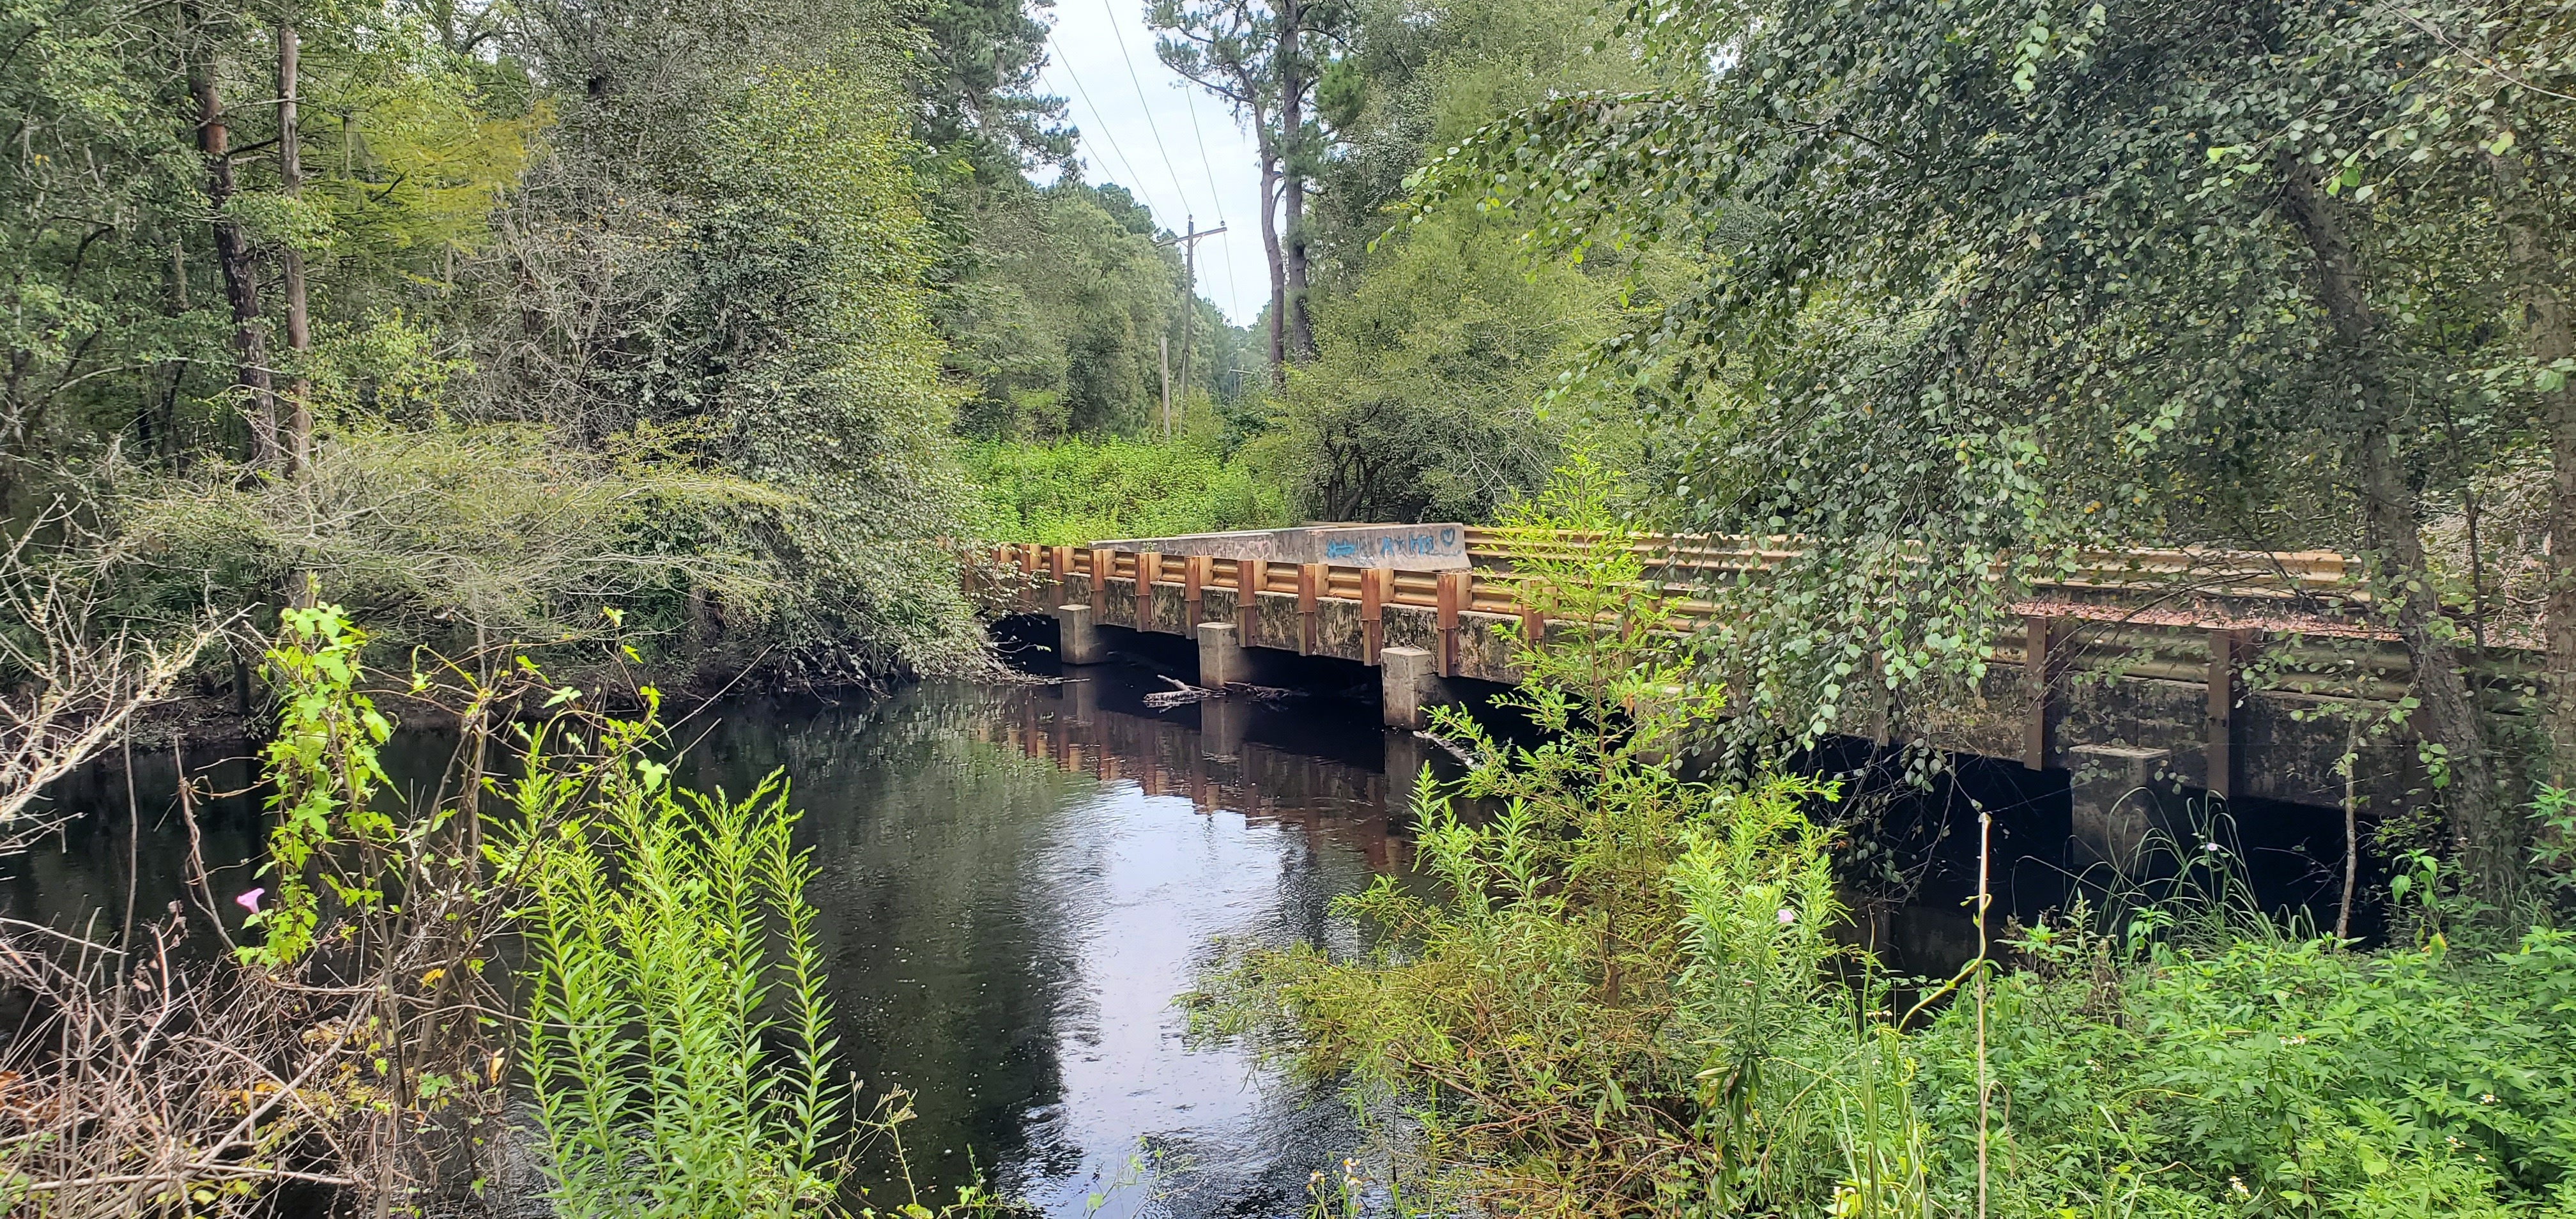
[{"x1": 5, "y1": 670, "x2": 1441, "y2": 1218}]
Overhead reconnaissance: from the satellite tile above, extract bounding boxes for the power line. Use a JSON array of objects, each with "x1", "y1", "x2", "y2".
[
  {"x1": 1169, "y1": 66, "x2": 1248, "y2": 328},
  {"x1": 1052, "y1": 18, "x2": 1252, "y2": 329},
  {"x1": 1100, "y1": 0, "x2": 1201, "y2": 220},
  {"x1": 1169, "y1": 43, "x2": 1231, "y2": 230},
  {"x1": 1043, "y1": 28, "x2": 1156, "y2": 198}
]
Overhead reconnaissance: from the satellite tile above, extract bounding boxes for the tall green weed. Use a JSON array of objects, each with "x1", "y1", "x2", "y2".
[
  {"x1": 962, "y1": 436, "x2": 1287, "y2": 544},
  {"x1": 508, "y1": 741, "x2": 848, "y2": 1218}
]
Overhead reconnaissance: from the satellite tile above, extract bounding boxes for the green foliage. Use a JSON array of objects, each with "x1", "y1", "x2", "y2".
[
  {"x1": 483, "y1": 8, "x2": 989, "y2": 674},
  {"x1": 911, "y1": 0, "x2": 1071, "y2": 181},
  {"x1": 514, "y1": 750, "x2": 850, "y2": 1217},
  {"x1": 1264, "y1": 201, "x2": 1589, "y2": 523},
  {"x1": 246, "y1": 604, "x2": 396, "y2": 967},
  {"x1": 1925, "y1": 923, "x2": 2576, "y2": 1217},
  {"x1": 1399, "y1": 0, "x2": 2576, "y2": 886},
  {"x1": 1192, "y1": 460, "x2": 1857, "y2": 1213},
  {"x1": 1257, "y1": 0, "x2": 1669, "y2": 524},
  {"x1": 944, "y1": 183, "x2": 1192, "y2": 440},
  {"x1": 962, "y1": 435, "x2": 1287, "y2": 545},
  {"x1": 0, "y1": 0, "x2": 532, "y2": 493},
  {"x1": 4, "y1": 0, "x2": 1000, "y2": 682},
  {"x1": 107, "y1": 423, "x2": 787, "y2": 658}
]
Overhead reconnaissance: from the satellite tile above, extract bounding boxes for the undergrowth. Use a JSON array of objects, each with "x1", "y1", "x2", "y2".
[{"x1": 961, "y1": 435, "x2": 1286, "y2": 545}]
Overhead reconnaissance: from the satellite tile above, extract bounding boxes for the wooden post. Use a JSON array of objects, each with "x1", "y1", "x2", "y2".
[
  {"x1": 1052, "y1": 544, "x2": 1075, "y2": 604},
  {"x1": 1184, "y1": 554, "x2": 1210, "y2": 623},
  {"x1": 1239, "y1": 558, "x2": 1267, "y2": 645},
  {"x1": 2207, "y1": 628, "x2": 2244, "y2": 800},
  {"x1": 1361, "y1": 567, "x2": 1389, "y2": 664},
  {"x1": 2023, "y1": 615, "x2": 2057, "y2": 770},
  {"x1": 1137, "y1": 551, "x2": 1160, "y2": 631},
  {"x1": 1298, "y1": 563, "x2": 1324, "y2": 654},
  {"x1": 1436, "y1": 569, "x2": 1469, "y2": 677},
  {"x1": 1090, "y1": 548, "x2": 1114, "y2": 613}
]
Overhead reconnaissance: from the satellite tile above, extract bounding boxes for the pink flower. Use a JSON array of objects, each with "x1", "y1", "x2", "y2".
[
  {"x1": 235, "y1": 887, "x2": 265, "y2": 915},
  {"x1": 1777, "y1": 907, "x2": 1797, "y2": 925}
]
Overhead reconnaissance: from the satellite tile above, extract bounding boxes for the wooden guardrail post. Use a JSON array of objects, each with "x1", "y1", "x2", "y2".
[
  {"x1": 1436, "y1": 569, "x2": 1469, "y2": 677},
  {"x1": 1298, "y1": 563, "x2": 1324, "y2": 654},
  {"x1": 2023, "y1": 615, "x2": 2058, "y2": 770},
  {"x1": 2207, "y1": 628, "x2": 2245, "y2": 800},
  {"x1": 1361, "y1": 567, "x2": 1389, "y2": 664},
  {"x1": 1239, "y1": 558, "x2": 1267, "y2": 643},
  {"x1": 1137, "y1": 551, "x2": 1160, "y2": 631},
  {"x1": 1089, "y1": 548, "x2": 1113, "y2": 613},
  {"x1": 1184, "y1": 555, "x2": 1209, "y2": 624},
  {"x1": 1051, "y1": 544, "x2": 1074, "y2": 604}
]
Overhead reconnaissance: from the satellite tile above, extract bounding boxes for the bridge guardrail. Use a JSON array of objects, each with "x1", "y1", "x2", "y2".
[{"x1": 962, "y1": 530, "x2": 2511, "y2": 710}]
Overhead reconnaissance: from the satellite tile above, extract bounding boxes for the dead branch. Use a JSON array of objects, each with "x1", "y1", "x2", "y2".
[{"x1": 0, "y1": 501, "x2": 230, "y2": 847}]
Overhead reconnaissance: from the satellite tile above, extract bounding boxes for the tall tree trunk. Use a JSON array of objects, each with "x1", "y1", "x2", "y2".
[
  {"x1": 2490, "y1": 153, "x2": 2576, "y2": 787},
  {"x1": 1275, "y1": 0, "x2": 1313, "y2": 362},
  {"x1": 1254, "y1": 109, "x2": 1287, "y2": 378},
  {"x1": 158, "y1": 236, "x2": 190, "y2": 466},
  {"x1": 188, "y1": 8, "x2": 280, "y2": 466},
  {"x1": 2280, "y1": 160, "x2": 2518, "y2": 903},
  {"x1": 278, "y1": 16, "x2": 310, "y2": 475}
]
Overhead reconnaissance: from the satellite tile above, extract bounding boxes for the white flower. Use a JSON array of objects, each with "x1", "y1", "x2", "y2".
[{"x1": 1777, "y1": 907, "x2": 1797, "y2": 925}]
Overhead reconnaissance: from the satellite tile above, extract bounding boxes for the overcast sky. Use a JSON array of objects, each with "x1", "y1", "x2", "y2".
[{"x1": 1036, "y1": 3, "x2": 1269, "y2": 325}]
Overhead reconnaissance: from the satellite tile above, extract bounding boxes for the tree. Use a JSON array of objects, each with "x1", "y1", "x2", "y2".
[
  {"x1": 942, "y1": 183, "x2": 1187, "y2": 440},
  {"x1": 1408, "y1": 0, "x2": 2576, "y2": 900},
  {"x1": 1151, "y1": 0, "x2": 1344, "y2": 371},
  {"x1": 480, "y1": 0, "x2": 981, "y2": 675},
  {"x1": 914, "y1": 0, "x2": 1073, "y2": 181},
  {"x1": 1256, "y1": 0, "x2": 1664, "y2": 521}
]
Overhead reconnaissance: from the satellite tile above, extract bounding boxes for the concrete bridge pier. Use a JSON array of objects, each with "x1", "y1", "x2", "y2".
[
  {"x1": 1196, "y1": 622, "x2": 1256, "y2": 686},
  {"x1": 1053, "y1": 604, "x2": 1104, "y2": 664},
  {"x1": 2068, "y1": 743, "x2": 2174, "y2": 868},
  {"x1": 1382, "y1": 646, "x2": 1456, "y2": 729}
]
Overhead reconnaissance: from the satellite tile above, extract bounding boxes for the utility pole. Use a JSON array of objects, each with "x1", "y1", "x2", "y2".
[
  {"x1": 1158, "y1": 218, "x2": 1228, "y2": 429},
  {"x1": 1160, "y1": 334, "x2": 1172, "y2": 440}
]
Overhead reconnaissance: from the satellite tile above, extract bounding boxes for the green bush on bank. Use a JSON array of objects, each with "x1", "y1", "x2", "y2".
[
  {"x1": 961, "y1": 436, "x2": 1287, "y2": 546},
  {"x1": 1929, "y1": 926, "x2": 2576, "y2": 1218}
]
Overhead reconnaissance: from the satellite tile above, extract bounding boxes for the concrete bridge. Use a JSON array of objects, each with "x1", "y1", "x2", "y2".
[{"x1": 970, "y1": 525, "x2": 2470, "y2": 862}]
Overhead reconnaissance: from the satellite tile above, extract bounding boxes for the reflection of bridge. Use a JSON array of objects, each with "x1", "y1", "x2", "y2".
[
  {"x1": 970, "y1": 675, "x2": 1429, "y2": 878},
  {"x1": 970, "y1": 525, "x2": 2447, "y2": 861}
]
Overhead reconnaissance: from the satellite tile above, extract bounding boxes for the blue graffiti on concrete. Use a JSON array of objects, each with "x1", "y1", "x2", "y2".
[{"x1": 1321, "y1": 529, "x2": 1463, "y2": 561}]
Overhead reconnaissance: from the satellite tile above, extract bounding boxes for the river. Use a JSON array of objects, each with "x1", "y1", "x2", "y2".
[
  {"x1": 4, "y1": 670, "x2": 1437, "y2": 1218},
  {"x1": 1, "y1": 649, "x2": 2366, "y2": 1215}
]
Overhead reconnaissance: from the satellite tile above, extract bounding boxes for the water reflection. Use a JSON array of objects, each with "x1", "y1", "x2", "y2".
[{"x1": 671, "y1": 674, "x2": 1419, "y2": 1216}]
